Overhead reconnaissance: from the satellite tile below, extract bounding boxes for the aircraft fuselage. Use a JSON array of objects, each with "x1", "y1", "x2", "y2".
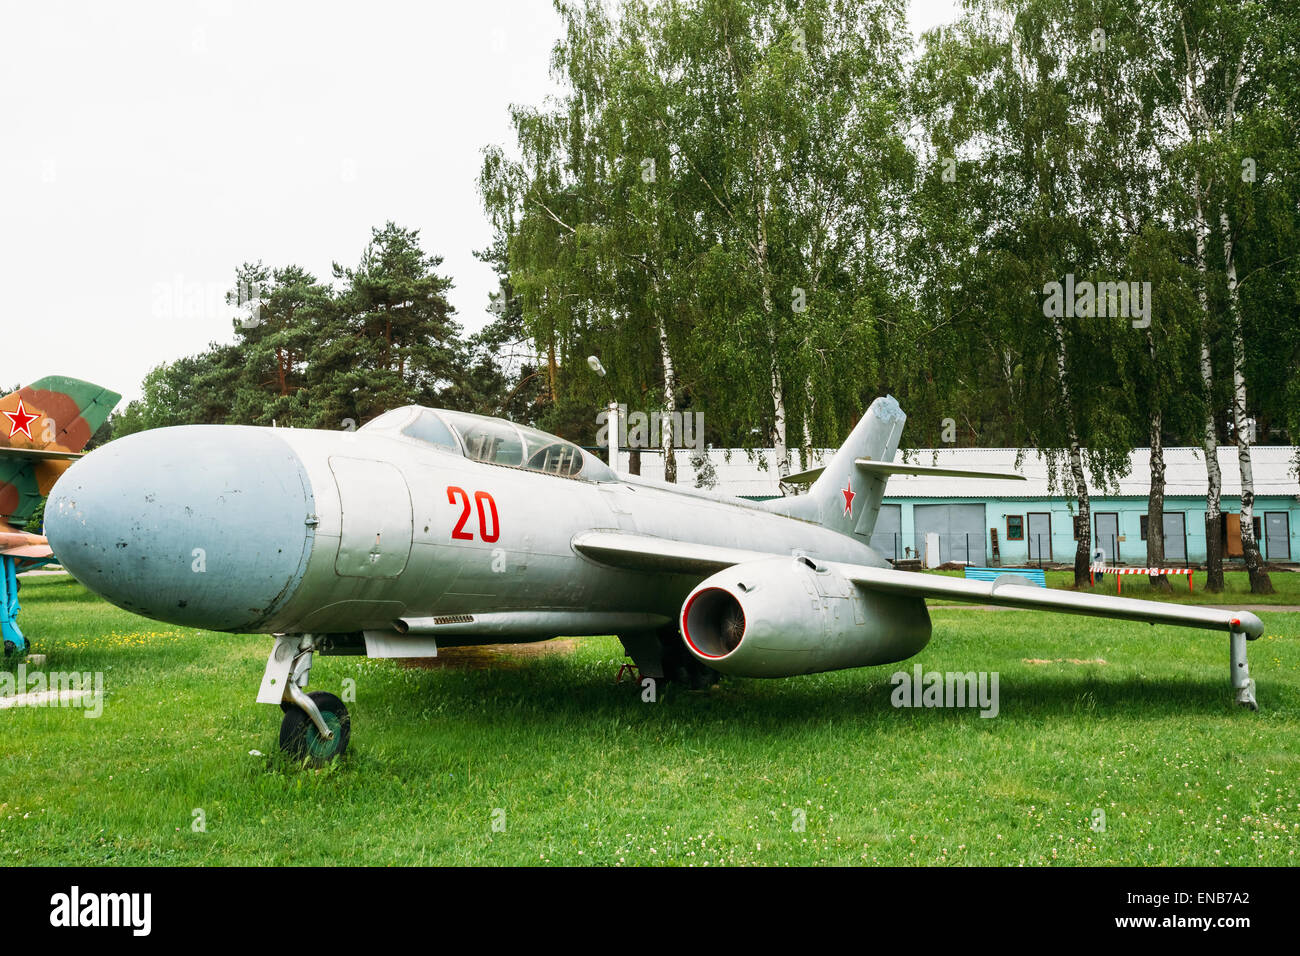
[{"x1": 46, "y1": 422, "x2": 896, "y2": 642}]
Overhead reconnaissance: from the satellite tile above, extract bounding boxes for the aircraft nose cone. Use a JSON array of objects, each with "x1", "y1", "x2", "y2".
[{"x1": 46, "y1": 425, "x2": 314, "y2": 631}]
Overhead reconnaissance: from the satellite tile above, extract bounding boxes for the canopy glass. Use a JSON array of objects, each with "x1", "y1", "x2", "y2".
[{"x1": 359, "y1": 407, "x2": 615, "y2": 482}]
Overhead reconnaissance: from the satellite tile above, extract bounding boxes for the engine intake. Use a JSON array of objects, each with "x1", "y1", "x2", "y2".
[
  {"x1": 679, "y1": 555, "x2": 931, "y2": 677},
  {"x1": 682, "y1": 587, "x2": 746, "y2": 659}
]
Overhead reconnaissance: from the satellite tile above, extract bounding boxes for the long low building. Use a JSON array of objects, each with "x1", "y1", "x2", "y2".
[{"x1": 621, "y1": 445, "x2": 1300, "y2": 567}]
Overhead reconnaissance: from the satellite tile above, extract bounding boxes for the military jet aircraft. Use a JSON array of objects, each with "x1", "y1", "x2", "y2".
[
  {"x1": 1, "y1": 377, "x2": 121, "y2": 654},
  {"x1": 44, "y1": 396, "x2": 1262, "y2": 764}
]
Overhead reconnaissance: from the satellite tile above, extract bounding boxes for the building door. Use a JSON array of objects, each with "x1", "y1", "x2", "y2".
[
  {"x1": 1095, "y1": 512, "x2": 1120, "y2": 563},
  {"x1": 869, "y1": 503, "x2": 902, "y2": 560},
  {"x1": 1027, "y1": 512, "x2": 1052, "y2": 561},
  {"x1": 1265, "y1": 512, "x2": 1290, "y2": 560},
  {"x1": 1162, "y1": 512, "x2": 1187, "y2": 563},
  {"x1": 912, "y1": 503, "x2": 987, "y2": 565}
]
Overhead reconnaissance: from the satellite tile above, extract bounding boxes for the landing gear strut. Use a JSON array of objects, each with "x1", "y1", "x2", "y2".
[
  {"x1": 258, "y1": 634, "x2": 350, "y2": 765},
  {"x1": 2, "y1": 555, "x2": 29, "y2": 658},
  {"x1": 617, "y1": 625, "x2": 719, "y2": 691}
]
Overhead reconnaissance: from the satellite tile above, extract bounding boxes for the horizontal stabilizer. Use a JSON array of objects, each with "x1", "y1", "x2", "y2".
[
  {"x1": 854, "y1": 458, "x2": 1026, "y2": 481},
  {"x1": 781, "y1": 466, "x2": 825, "y2": 485}
]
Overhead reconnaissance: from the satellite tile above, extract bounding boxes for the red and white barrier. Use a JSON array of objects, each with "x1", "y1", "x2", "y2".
[{"x1": 1089, "y1": 565, "x2": 1194, "y2": 593}]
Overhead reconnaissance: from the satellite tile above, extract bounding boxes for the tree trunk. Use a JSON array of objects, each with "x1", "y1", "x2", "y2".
[
  {"x1": 1145, "y1": 330, "x2": 1171, "y2": 591},
  {"x1": 801, "y1": 381, "x2": 814, "y2": 471},
  {"x1": 1147, "y1": 414, "x2": 1172, "y2": 591},
  {"x1": 1195, "y1": 177, "x2": 1225, "y2": 592},
  {"x1": 753, "y1": 140, "x2": 789, "y2": 480},
  {"x1": 276, "y1": 348, "x2": 288, "y2": 397},
  {"x1": 1220, "y1": 204, "x2": 1274, "y2": 593},
  {"x1": 658, "y1": 315, "x2": 677, "y2": 484},
  {"x1": 769, "y1": 361, "x2": 789, "y2": 479},
  {"x1": 1067, "y1": 440, "x2": 1092, "y2": 588},
  {"x1": 547, "y1": 343, "x2": 557, "y2": 402},
  {"x1": 759, "y1": 266, "x2": 788, "y2": 477},
  {"x1": 1049, "y1": 312, "x2": 1091, "y2": 587}
]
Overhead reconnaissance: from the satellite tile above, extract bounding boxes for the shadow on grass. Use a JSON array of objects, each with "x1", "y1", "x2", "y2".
[
  {"x1": 362, "y1": 653, "x2": 1273, "y2": 738},
  {"x1": 15, "y1": 578, "x2": 106, "y2": 606}
]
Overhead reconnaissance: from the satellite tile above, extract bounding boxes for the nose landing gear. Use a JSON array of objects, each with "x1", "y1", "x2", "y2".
[
  {"x1": 279, "y1": 690, "x2": 350, "y2": 764},
  {"x1": 258, "y1": 634, "x2": 351, "y2": 765}
]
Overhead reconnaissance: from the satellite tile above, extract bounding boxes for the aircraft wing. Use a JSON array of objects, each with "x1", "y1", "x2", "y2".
[
  {"x1": 570, "y1": 530, "x2": 1263, "y2": 638},
  {"x1": 1, "y1": 528, "x2": 52, "y2": 555},
  {"x1": 832, "y1": 561, "x2": 1262, "y2": 637},
  {"x1": 0, "y1": 447, "x2": 82, "y2": 462},
  {"x1": 573, "y1": 530, "x2": 771, "y2": 575},
  {"x1": 1, "y1": 528, "x2": 54, "y2": 572}
]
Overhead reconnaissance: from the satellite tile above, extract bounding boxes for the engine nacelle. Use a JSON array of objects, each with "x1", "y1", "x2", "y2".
[{"x1": 679, "y1": 555, "x2": 931, "y2": 677}]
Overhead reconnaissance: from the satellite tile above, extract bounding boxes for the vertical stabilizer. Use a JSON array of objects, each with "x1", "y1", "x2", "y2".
[{"x1": 758, "y1": 395, "x2": 905, "y2": 538}]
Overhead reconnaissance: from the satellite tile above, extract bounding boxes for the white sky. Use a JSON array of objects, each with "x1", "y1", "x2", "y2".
[{"x1": 0, "y1": 0, "x2": 962, "y2": 404}]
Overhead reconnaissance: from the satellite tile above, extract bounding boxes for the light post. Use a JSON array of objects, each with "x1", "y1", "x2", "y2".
[{"x1": 588, "y1": 356, "x2": 619, "y2": 471}]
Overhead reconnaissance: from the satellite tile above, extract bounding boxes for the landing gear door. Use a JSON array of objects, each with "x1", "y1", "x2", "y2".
[{"x1": 329, "y1": 457, "x2": 413, "y2": 578}]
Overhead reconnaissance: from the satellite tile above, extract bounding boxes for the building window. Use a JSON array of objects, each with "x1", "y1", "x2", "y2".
[
  {"x1": 1139, "y1": 515, "x2": 1148, "y2": 540},
  {"x1": 1006, "y1": 515, "x2": 1024, "y2": 541}
]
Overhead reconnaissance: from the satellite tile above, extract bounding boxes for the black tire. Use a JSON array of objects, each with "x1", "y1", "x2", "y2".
[
  {"x1": 3, "y1": 640, "x2": 17, "y2": 658},
  {"x1": 658, "y1": 630, "x2": 720, "y2": 690},
  {"x1": 687, "y1": 663, "x2": 720, "y2": 690},
  {"x1": 279, "y1": 691, "x2": 350, "y2": 766}
]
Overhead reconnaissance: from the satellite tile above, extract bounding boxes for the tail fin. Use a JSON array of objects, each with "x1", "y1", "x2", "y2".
[
  {"x1": 760, "y1": 395, "x2": 906, "y2": 538},
  {"x1": 1, "y1": 376, "x2": 121, "y2": 528}
]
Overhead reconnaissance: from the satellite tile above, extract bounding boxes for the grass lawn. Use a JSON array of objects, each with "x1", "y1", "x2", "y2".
[{"x1": 1, "y1": 574, "x2": 1296, "y2": 866}]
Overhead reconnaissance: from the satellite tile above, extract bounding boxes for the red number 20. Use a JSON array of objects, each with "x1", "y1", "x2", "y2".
[{"x1": 447, "y1": 486, "x2": 499, "y2": 543}]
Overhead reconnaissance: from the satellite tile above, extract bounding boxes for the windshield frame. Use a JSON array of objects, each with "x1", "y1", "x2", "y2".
[{"x1": 359, "y1": 406, "x2": 617, "y2": 483}]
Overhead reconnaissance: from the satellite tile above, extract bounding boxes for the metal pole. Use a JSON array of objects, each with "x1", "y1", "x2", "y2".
[{"x1": 607, "y1": 400, "x2": 619, "y2": 470}]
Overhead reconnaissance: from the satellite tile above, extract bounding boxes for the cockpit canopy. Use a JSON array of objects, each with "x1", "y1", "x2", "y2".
[{"x1": 359, "y1": 406, "x2": 616, "y2": 482}]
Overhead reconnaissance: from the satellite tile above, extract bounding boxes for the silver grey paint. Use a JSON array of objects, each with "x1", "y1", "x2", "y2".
[{"x1": 43, "y1": 395, "x2": 1262, "y2": 711}]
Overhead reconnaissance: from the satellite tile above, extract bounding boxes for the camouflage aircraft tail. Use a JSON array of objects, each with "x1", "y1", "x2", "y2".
[{"x1": 0, "y1": 376, "x2": 121, "y2": 531}]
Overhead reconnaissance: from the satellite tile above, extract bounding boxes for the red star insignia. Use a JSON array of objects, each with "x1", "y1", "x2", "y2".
[
  {"x1": 842, "y1": 477, "x2": 855, "y2": 518},
  {"x1": 3, "y1": 398, "x2": 40, "y2": 441}
]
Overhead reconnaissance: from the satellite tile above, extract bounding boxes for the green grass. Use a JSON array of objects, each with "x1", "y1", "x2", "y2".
[
  {"x1": 928, "y1": 568, "x2": 1300, "y2": 606},
  {"x1": 2, "y1": 574, "x2": 1297, "y2": 866}
]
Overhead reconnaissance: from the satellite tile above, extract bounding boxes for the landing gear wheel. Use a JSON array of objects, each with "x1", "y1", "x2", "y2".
[
  {"x1": 659, "y1": 632, "x2": 720, "y2": 690},
  {"x1": 279, "y1": 691, "x2": 350, "y2": 766},
  {"x1": 3, "y1": 641, "x2": 16, "y2": 658}
]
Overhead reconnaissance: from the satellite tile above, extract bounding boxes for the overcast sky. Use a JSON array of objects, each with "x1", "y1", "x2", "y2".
[{"x1": 0, "y1": 0, "x2": 961, "y2": 404}]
